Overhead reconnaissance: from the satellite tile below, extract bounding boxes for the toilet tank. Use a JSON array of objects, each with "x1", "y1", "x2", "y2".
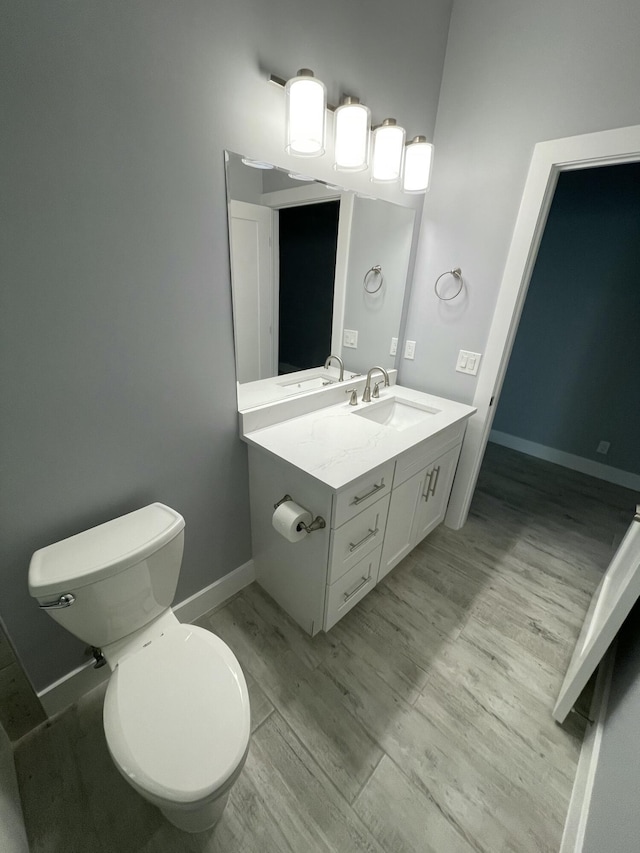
[{"x1": 28, "y1": 503, "x2": 185, "y2": 648}]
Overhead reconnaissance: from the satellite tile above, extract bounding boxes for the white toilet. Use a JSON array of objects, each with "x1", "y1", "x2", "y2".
[{"x1": 28, "y1": 502, "x2": 251, "y2": 833}]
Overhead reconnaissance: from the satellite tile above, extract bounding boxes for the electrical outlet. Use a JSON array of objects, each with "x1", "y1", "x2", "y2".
[
  {"x1": 390, "y1": 337, "x2": 398, "y2": 356},
  {"x1": 404, "y1": 340, "x2": 416, "y2": 360},
  {"x1": 343, "y1": 329, "x2": 358, "y2": 349},
  {"x1": 456, "y1": 350, "x2": 482, "y2": 375},
  {"x1": 596, "y1": 440, "x2": 610, "y2": 455}
]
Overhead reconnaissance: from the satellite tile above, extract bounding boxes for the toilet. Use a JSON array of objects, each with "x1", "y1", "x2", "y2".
[{"x1": 28, "y1": 503, "x2": 250, "y2": 833}]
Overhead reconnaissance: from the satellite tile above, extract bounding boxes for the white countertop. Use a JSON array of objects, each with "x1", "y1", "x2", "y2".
[{"x1": 242, "y1": 385, "x2": 476, "y2": 490}]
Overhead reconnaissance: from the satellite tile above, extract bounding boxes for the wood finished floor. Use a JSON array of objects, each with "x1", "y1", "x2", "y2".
[{"x1": 14, "y1": 444, "x2": 639, "y2": 853}]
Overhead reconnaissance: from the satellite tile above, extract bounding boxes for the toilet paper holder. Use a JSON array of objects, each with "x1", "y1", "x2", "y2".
[{"x1": 274, "y1": 495, "x2": 326, "y2": 533}]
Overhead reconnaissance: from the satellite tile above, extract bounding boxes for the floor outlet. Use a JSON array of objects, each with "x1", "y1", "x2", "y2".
[{"x1": 596, "y1": 441, "x2": 610, "y2": 455}]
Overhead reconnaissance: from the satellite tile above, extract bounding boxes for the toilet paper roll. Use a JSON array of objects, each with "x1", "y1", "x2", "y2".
[{"x1": 272, "y1": 500, "x2": 313, "y2": 543}]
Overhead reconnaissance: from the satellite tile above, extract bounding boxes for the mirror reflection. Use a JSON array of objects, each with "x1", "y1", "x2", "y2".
[{"x1": 225, "y1": 151, "x2": 416, "y2": 408}]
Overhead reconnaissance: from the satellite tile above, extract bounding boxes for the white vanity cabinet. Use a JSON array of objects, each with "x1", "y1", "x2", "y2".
[
  {"x1": 379, "y1": 443, "x2": 461, "y2": 582},
  {"x1": 246, "y1": 418, "x2": 466, "y2": 636}
]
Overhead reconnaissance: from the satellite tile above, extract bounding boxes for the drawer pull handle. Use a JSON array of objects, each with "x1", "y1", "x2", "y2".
[
  {"x1": 429, "y1": 465, "x2": 441, "y2": 496},
  {"x1": 422, "y1": 469, "x2": 435, "y2": 502},
  {"x1": 349, "y1": 526, "x2": 379, "y2": 552},
  {"x1": 351, "y1": 480, "x2": 385, "y2": 506},
  {"x1": 343, "y1": 574, "x2": 371, "y2": 602}
]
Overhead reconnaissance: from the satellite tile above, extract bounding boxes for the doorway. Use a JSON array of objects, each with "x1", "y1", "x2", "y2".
[
  {"x1": 446, "y1": 124, "x2": 640, "y2": 530},
  {"x1": 489, "y1": 162, "x2": 640, "y2": 490},
  {"x1": 278, "y1": 201, "x2": 340, "y2": 374}
]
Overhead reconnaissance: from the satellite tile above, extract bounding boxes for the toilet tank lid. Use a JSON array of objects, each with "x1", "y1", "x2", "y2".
[{"x1": 28, "y1": 503, "x2": 185, "y2": 598}]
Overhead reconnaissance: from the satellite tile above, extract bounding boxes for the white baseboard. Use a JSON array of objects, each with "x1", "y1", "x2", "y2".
[
  {"x1": 489, "y1": 430, "x2": 640, "y2": 492},
  {"x1": 173, "y1": 559, "x2": 255, "y2": 625},
  {"x1": 36, "y1": 559, "x2": 255, "y2": 718}
]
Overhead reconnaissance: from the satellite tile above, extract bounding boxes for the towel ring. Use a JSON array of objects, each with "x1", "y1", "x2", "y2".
[
  {"x1": 364, "y1": 265, "x2": 384, "y2": 294},
  {"x1": 434, "y1": 268, "x2": 463, "y2": 301}
]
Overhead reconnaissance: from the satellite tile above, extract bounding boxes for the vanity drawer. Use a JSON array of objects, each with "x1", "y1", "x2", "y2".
[
  {"x1": 393, "y1": 422, "x2": 465, "y2": 488},
  {"x1": 324, "y1": 546, "x2": 381, "y2": 631},
  {"x1": 328, "y1": 494, "x2": 390, "y2": 584},
  {"x1": 332, "y1": 462, "x2": 395, "y2": 527}
]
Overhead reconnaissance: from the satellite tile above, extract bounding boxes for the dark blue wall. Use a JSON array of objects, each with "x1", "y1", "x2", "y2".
[{"x1": 493, "y1": 163, "x2": 640, "y2": 475}]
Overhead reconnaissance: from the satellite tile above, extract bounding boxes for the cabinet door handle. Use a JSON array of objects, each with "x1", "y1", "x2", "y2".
[
  {"x1": 429, "y1": 465, "x2": 441, "y2": 496},
  {"x1": 350, "y1": 480, "x2": 385, "y2": 505},
  {"x1": 422, "y1": 469, "x2": 435, "y2": 501},
  {"x1": 343, "y1": 573, "x2": 371, "y2": 602},
  {"x1": 348, "y1": 526, "x2": 379, "y2": 553}
]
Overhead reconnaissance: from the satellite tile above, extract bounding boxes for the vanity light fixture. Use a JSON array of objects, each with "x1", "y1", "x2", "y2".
[
  {"x1": 334, "y1": 97, "x2": 371, "y2": 172},
  {"x1": 285, "y1": 69, "x2": 327, "y2": 158},
  {"x1": 371, "y1": 118, "x2": 405, "y2": 182},
  {"x1": 403, "y1": 136, "x2": 434, "y2": 193},
  {"x1": 287, "y1": 172, "x2": 316, "y2": 181}
]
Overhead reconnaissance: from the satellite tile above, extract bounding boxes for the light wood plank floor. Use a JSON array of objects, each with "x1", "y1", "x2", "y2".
[{"x1": 14, "y1": 444, "x2": 639, "y2": 852}]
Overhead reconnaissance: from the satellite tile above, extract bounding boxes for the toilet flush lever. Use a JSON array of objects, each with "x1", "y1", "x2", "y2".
[{"x1": 39, "y1": 593, "x2": 76, "y2": 610}]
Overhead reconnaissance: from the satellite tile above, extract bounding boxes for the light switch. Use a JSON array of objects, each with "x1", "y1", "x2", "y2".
[{"x1": 456, "y1": 350, "x2": 481, "y2": 375}]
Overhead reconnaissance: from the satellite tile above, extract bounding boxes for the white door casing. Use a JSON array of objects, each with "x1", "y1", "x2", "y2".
[{"x1": 445, "y1": 124, "x2": 640, "y2": 530}]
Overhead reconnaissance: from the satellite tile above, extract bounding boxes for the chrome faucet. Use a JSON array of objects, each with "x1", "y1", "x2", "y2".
[
  {"x1": 362, "y1": 366, "x2": 390, "y2": 402},
  {"x1": 324, "y1": 354, "x2": 344, "y2": 381}
]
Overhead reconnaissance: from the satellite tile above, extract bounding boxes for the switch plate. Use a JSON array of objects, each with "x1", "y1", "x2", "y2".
[
  {"x1": 596, "y1": 440, "x2": 610, "y2": 455},
  {"x1": 343, "y1": 329, "x2": 358, "y2": 349},
  {"x1": 456, "y1": 350, "x2": 481, "y2": 375},
  {"x1": 390, "y1": 337, "x2": 398, "y2": 356},
  {"x1": 404, "y1": 340, "x2": 416, "y2": 360}
]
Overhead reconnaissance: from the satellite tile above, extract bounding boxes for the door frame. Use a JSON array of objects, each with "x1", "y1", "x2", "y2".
[{"x1": 446, "y1": 123, "x2": 640, "y2": 529}]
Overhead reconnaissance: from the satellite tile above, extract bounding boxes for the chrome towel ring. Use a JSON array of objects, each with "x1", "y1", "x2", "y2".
[
  {"x1": 364, "y1": 265, "x2": 384, "y2": 294},
  {"x1": 434, "y1": 268, "x2": 463, "y2": 301}
]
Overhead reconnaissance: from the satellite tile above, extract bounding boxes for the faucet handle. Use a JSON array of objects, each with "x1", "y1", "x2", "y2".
[
  {"x1": 345, "y1": 388, "x2": 358, "y2": 406},
  {"x1": 373, "y1": 382, "x2": 381, "y2": 398}
]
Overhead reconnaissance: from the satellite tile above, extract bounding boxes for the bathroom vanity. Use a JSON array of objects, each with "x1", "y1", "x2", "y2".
[{"x1": 240, "y1": 379, "x2": 475, "y2": 635}]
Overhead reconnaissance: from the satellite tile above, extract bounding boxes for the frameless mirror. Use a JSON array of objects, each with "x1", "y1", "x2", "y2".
[{"x1": 225, "y1": 151, "x2": 417, "y2": 410}]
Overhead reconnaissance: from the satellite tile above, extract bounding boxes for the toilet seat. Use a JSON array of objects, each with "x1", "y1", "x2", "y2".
[{"x1": 103, "y1": 623, "x2": 250, "y2": 805}]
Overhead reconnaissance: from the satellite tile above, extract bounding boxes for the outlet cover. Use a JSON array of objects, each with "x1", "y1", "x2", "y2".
[
  {"x1": 456, "y1": 350, "x2": 481, "y2": 375},
  {"x1": 404, "y1": 340, "x2": 416, "y2": 359},
  {"x1": 390, "y1": 337, "x2": 398, "y2": 356},
  {"x1": 596, "y1": 440, "x2": 610, "y2": 455},
  {"x1": 343, "y1": 329, "x2": 358, "y2": 349}
]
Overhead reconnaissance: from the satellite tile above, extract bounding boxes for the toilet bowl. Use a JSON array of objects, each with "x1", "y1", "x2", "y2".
[{"x1": 28, "y1": 503, "x2": 250, "y2": 833}]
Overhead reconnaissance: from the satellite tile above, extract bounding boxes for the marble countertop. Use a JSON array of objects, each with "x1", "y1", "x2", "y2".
[{"x1": 242, "y1": 384, "x2": 476, "y2": 490}]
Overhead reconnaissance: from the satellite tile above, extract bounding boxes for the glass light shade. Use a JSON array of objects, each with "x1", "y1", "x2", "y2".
[
  {"x1": 403, "y1": 136, "x2": 434, "y2": 193},
  {"x1": 285, "y1": 69, "x2": 326, "y2": 158},
  {"x1": 334, "y1": 98, "x2": 370, "y2": 171},
  {"x1": 371, "y1": 119, "x2": 405, "y2": 182}
]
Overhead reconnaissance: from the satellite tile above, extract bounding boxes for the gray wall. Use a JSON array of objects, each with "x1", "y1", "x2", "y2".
[
  {"x1": 401, "y1": 0, "x2": 640, "y2": 404},
  {"x1": 0, "y1": 0, "x2": 452, "y2": 692},
  {"x1": 492, "y1": 164, "x2": 640, "y2": 475},
  {"x1": 343, "y1": 198, "x2": 415, "y2": 374}
]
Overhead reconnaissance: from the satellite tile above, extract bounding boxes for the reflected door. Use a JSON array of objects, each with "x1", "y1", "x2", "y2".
[{"x1": 229, "y1": 200, "x2": 274, "y2": 383}]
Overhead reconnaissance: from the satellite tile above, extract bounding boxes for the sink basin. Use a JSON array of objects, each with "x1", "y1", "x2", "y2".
[
  {"x1": 277, "y1": 374, "x2": 335, "y2": 394},
  {"x1": 353, "y1": 396, "x2": 440, "y2": 430}
]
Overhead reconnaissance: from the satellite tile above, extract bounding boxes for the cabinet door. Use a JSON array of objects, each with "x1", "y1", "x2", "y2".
[
  {"x1": 411, "y1": 446, "x2": 461, "y2": 546},
  {"x1": 378, "y1": 467, "x2": 426, "y2": 582}
]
